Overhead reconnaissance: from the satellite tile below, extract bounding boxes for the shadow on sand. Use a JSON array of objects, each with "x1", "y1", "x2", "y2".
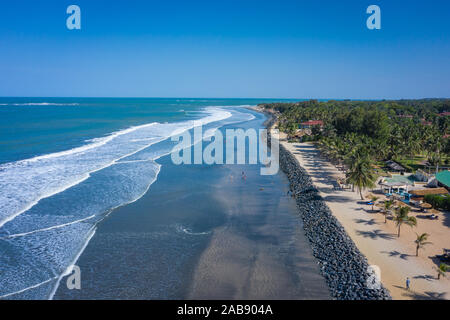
[
  {"x1": 380, "y1": 250, "x2": 413, "y2": 260},
  {"x1": 393, "y1": 285, "x2": 447, "y2": 300},
  {"x1": 356, "y1": 229, "x2": 395, "y2": 240},
  {"x1": 321, "y1": 195, "x2": 353, "y2": 203},
  {"x1": 354, "y1": 218, "x2": 379, "y2": 226}
]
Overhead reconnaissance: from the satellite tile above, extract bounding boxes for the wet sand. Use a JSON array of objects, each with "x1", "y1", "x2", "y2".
[{"x1": 188, "y1": 163, "x2": 330, "y2": 299}]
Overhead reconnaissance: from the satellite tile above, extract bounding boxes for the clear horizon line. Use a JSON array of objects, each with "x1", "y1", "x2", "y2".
[{"x1": 0, "y1": 96, "x2": 449, "y2": 101}]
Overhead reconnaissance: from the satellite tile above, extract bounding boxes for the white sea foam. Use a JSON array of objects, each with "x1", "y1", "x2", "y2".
[
  {"x1": 0, "y1": 105, "x2": 257, "y2": 299},
  {"x1": 0, "y1": 107, "x2": 232, "y2": 228},
  {"x1": 0, "y1": 276, "x2": 58, "y2": 299},
  {"x1": 48, "y1": 227, "x2": 97, "y2": 300},
  {"x1": 1, "y1": 215, "x2": 96, "y2": 239},
  {"x1": 175, "y1": 224, "x2": 211, "y2": 236},
  {"x1": 0, "y1": 160, "x2": 162, "y2": 299}
]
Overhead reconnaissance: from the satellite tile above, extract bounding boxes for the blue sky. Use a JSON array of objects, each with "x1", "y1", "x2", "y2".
[{"x1": 0, "y1": 0, "x2": 449, "y2": 99}]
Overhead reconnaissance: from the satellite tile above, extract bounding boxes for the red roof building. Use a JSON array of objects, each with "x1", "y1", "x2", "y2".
[
  {"x1": 439, "y1": 111, "x2": 450, "y2": 116},
  {"x1": 299, "y1": 120, "x2": 324, "y2": 128}
]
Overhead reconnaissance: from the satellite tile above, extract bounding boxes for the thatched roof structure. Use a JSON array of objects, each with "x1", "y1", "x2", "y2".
[
  {"x1": 410, "y1": 187, "x2": 449, "y2": 196},
  {"x1": 385, "y1": 160, "x2": 406, "y2": 172}
]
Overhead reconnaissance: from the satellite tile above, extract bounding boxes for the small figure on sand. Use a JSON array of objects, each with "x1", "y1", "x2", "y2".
[
  {"x1": 406, "y1": 277, "x2": 410, "y2": 291},
  {"x1": 241, "y1": 171, "x2": 247, "y2": 180}
]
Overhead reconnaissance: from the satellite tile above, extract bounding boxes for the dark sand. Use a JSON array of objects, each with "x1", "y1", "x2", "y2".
[{"x1": 187, "y1": 163, "x2": 330, "y2": 299}]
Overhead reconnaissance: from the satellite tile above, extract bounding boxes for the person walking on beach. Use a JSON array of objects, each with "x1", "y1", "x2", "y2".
[{"x1": 406, "y1": 277, "x2": 410, "y2": 291}]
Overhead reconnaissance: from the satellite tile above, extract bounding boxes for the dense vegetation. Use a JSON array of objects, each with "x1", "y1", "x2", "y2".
[
  {"x1": 260, "y1": 99, "x2": 450, "y2": 170},
  {"x1": 424, "y1": 194, "x2": 450, "y2": 211},
  {"x1": 260, "y1": 99, "x2": 450, "y2": 202}
]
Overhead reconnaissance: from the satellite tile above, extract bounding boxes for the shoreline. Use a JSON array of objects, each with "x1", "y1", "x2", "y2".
[{"x1": 257, "y1": 106, "x2": 450, "y2": 300}]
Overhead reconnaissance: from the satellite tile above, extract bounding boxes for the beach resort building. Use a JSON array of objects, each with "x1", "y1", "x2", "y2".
[
  {"x1": 293, "y1": 120, "x2": 324, "y2": 138},
  {"x1": 409, "y1": 187, "x2": 449, "y2": 198},
  {"x1": 436, "y1": 170, "x2": 450, "y2": 191},
  {"x1": 385, "y1": 160, "x2": 406, "y2": 173},
  {"x1": 413, "y1": 169, "x2": 433, "y2": 183},
  {"x1": 409, "y1": 188, "x2": 449, "y2": 206},
  {"x1": 298, "y1": 120, "x2": 324, "y2": 129}
]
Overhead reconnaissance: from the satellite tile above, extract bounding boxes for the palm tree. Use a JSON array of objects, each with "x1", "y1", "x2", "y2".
[
  {"x1": 393, "y1": 207, "x2": 417, "y2": 237},
  {"x1": 382, "y1": 200, "x2": 394, "y2": 223},
  {"x1": 434, "y1": 263, "x2": 449, "y2": 280},
  {"x1": 370, "y1": 196, "x2": 379, "y2": 211},
  {"x1": 428, "y1": 152, "x2": 443, "y2": 174},
  {"x1": 285, "y1": 123, "x2": 297, "y2": 140},
  {"x1": 346, "y1": 157, "x2": 377, "y2": 200},
  {"x1": 414, "y1": 233, "x2": 432, "y2": 256},
  {"x1": 423, "y1": 127, "x2": 439, "y2": 157}
]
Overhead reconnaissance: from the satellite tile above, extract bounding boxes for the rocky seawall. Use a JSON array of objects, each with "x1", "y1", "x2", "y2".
[{"x1": 269, "y1": 132, "x2": 392, "y2": 300}]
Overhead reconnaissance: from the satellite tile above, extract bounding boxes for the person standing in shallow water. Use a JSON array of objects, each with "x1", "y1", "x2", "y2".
[{"x1": 406, "y1": 277, "x2": 410, "y2": 290}]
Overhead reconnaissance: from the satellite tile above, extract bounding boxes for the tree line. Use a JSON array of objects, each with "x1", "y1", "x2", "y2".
[{"x1": 260, "y1": 99, "x2": 450, "y2": 170}]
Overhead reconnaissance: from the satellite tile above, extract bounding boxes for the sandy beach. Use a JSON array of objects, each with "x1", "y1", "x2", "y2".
[{"x1": 279, "y1": 137, "x2": 450, "y2": 300}]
